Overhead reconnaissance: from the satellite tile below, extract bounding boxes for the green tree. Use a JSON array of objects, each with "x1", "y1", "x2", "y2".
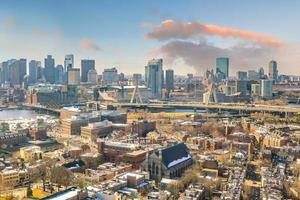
[{"x1": 27, "y1": 185, "x2": 33, "y2": 197}]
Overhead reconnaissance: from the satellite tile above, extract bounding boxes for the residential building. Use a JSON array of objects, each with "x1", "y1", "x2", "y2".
[{"x1": 20, "y1": 146, "x2": 43, "y2": 162}]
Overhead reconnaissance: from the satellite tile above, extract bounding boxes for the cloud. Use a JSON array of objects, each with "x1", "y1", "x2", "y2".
[
  {"x1": 80, "y1": 39, "x2": 101, "y2": 51},
  {"x1": 3, "y1": 17, "x2": 16, "y2": 26},
  {"x1": 144, "y1": 19, "x2": 284, "y2": 47},
  {"x1": 32, "y1": 28, "x2": 48, "y2": 36},
  {"x1": 151, "y1": 40, "x2": 276, "y2": 72}
]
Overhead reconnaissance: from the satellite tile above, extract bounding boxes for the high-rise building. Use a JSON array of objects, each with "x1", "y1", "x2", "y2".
[
  {"x1": 29, "y1": 60, "x2": 41, "y2": 84},
  {"x1": 87, "y1": 69, "x2": 98, "y2": 84},
  {"x1": 235, "y1": 80, "x2": 248, "y2": 95},
  {"x1": 64, "y1": 54, "x2": 74, "y2": 71},
  {"x1": 258, "y1": 67, "x2": 265, "y2": 78},
  {"x1": 19, "y1": 59, "x2": 27, "y2": 84},
  {"x1": 44, "y1": 55, "x2": 55, "y2": 84},
  {"x1": 132, "y1": 73, "x2": 142, "y2": 84},
  {"x1": 119, "y1": 72, "x2": 125, "y2": 82},
  {"x1": 0, "y1": 61, "x2": 9, "y2": 83},
  {"x1": 8, "y1": 60, "x2": 18, "y2": 85},
  {"x1": 55, "y1": 65, "x2": 64, "y2": 84},
  {"x1": 102, "y1": 67, "x2": 119, "y2": 85},
  {"x1": 165, "y1": 69, "x2": 174, "y2": 91},
  {"x1": 268, "y1": 60, "x2": 278, "y2": 81},
  {"x1": 81, "y1": 59, "x2": 95, "y2": 82},
  {"x1": 37, "y1": 65, "x2": 43, "y2": 81},
  {"x1": 145, "y1": 58, "x2": 163, "y2": 98},
  {"x1": 248, "y1": 70, "x2": 260, "y2": 81},
  {"x1": 261, "y1": 79, "x2": 273, "y2": 99},
  {"x1": 68, "y1": 68, "x2": 80, "y2": 85},
  {"x1": 237, "y1": 71, "x2": 247, "y2": 80},
  {"x1": 8, "y1": 59, "x2": 26, "y2": 86},
  {"x1": 251, "y1": 83, "x2": 261, "y2": 97},
  {"x1": 216, "y1": 57, "x2": 229, "y2": 79}
]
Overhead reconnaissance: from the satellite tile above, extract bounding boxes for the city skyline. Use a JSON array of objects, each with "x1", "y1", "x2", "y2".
[{"x1": 1, "y1": 0, "x2": 300, "y2": 75}]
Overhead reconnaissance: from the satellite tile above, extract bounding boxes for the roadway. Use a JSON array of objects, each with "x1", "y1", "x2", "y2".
[
  {"x1": 116, "y1": 102, "x2": 300, "y2": 114},
  {"x1": 20, "y1": 102, "x2": 300, "y2": 115}
]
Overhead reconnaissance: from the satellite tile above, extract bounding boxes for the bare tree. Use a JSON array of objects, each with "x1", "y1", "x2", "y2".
[{"x1": 50, "y1": 166, "x2": 74, "y2": 189}]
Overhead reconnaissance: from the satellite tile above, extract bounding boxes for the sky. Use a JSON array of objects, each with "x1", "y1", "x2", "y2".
[{"x1": 1, "y1": 0, "x2": 300, "y2": 76}]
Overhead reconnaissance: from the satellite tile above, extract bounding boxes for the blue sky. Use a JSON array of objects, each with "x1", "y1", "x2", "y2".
[{"x1": 1, "y1": 0, "x2": 300, "y2": 75}]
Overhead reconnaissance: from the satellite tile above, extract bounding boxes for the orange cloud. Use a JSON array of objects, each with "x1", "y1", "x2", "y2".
[
  {"x1": 80, "y1": 39, "x2": 101, "y2": 51},
  {"x1": 144, "y1": 19, "x2": 284, "y2": 47}
]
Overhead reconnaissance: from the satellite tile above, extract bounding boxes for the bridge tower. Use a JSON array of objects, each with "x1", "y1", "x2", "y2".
[
  {"x1": 204, "y1": 69, "x2": 218, "y2": 104},
  {"x1": 130, "y1": 82, "x2": 143, "y2": 104}
]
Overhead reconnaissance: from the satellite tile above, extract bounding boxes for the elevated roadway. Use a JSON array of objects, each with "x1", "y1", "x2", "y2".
[{"x1": 116, "y1": 102, "x2": 300, "y2": 114}]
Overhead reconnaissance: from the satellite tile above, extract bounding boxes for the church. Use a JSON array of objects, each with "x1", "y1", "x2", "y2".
[{"x1": 142, "y1": 143, "x2": 193, "y2": 181}]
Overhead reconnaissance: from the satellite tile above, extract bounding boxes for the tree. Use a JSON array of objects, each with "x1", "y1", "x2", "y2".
[
  {"x1": 29, "y1": 158, "x2": 55, "y2": 191},
  {"x1": 76, "y1": 176, "x2": 88, "y2": 189},
  {"x1": 50, "y1": 166, "x2": 74, "y2": 189},
  {"x1": 27, "y1": 185, "x2": 33, "y2": 197},
  {"x1": 181, "y1": 169, "x2": 199, "y2": 187}
]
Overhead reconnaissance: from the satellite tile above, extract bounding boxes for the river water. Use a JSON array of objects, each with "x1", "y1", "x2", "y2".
[{"x1": 0, "y1": 109, "x2": 39, "y2": 121}]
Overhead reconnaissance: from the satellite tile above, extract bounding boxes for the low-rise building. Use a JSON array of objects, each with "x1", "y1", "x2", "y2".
[
  {"x1": 81, "y1": 121, "x2": 129, "y2": 142},
  {"x1": 20, "y1": 145, "x2": 42, "y2": 162},
  {"x1": 97, "y1": 140, "x2": 139, "y2": 162},
  {"x1": 0, "y1": 167, "x2": 29, "y2": 190},
  {"x1": 132, "y1": 120, "x2": 156, "y2": 137}
]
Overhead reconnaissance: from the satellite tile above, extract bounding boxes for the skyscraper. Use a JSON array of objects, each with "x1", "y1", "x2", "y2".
[
  {"x1": 19, "y1": 59, "x2": 27, "y2": 84},
  {"x1": 68, "y1": 68, "x2": 80, "y2": 85},
  {"x1": 216, "y1": 57, "x2": 229, "y2": 79},
  {"x1": 81, "y1": 59, "x2": 95, "y2": 82},
  {"x1": 251, "y1": 83, "x2": 261, "y2": 97},
  {"x1": 29, "y1": 60, "x2": 41, "y2": 84},
  {"x1": 37, "y1": 65, "x2": 43, "y2": 81},
  {"x1": 87, "y1": 69, "x2": 98, "y2": 84},
  {"x1": 8, "y1": 59, "x2": 26, "y2": 86},
  {"x1": 55, "y1": 65, "x2": 64, "y2": 83},
  {"x1": 102, "y1": 67, "x2": 119, "y2": 85},
  {"x1": 165, "y1": 69, "x2": 174, "y2": 91},
  {"x1": 132, "y1": 73, "x2": 142, "y2": 84},
  {"x1": 261, "y1": 79, "x2": 273, "y2": 99},
  {"x1": 44, "y1": 55, "x2": 55, "y2": 84},
  {"x1": 145, "y1": 58, "x2": 163, "y2": 98},
  {"x1": 268, "y1": 60, "x2": 278, "y2": 81},
  {"x1": 0, "y1": 61, "x2": 9, "y2": 83},
  {"x1": 248, "y1": 70, "x2": 260, "y2": 81},
  {"x1": 258, "y1": 67, "x2": 265, "y2": 78},
  {"x1": 64, "y1": 54, "x2": 74, "y2": 71},
  {"x1": 237, "y1": 71, "x2": 247, "y2": 80}
]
